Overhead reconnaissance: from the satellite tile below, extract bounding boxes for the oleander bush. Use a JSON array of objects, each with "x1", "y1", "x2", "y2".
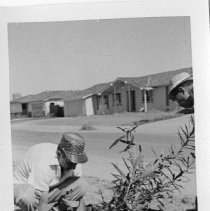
[{"x1": 88, "y1": 116, "x2": 195, "y2": 211}]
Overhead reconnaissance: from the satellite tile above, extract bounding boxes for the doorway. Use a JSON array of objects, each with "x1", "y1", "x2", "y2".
[
  {"x1": 22, "y1": 103, "x2": 28, "y2": 116},
  {"x1": 130, "y1": 90, "x2": 136, "y2": 112},
  {"x1": 126, "y1": 90, "x2": 136, "y2": 112}
]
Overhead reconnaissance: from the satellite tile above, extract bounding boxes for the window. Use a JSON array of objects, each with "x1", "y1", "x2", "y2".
[
  {"x1": 112, "y1": 93, "x2": 122, "y2": 105},
  {"x1": 142, "y1": 90, "x2": 153, "y2": 103}
]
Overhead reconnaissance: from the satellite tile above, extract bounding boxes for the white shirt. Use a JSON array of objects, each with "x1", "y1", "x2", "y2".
[{"x1": 13, "y1": 143, "x2": 82, "y2": 192}]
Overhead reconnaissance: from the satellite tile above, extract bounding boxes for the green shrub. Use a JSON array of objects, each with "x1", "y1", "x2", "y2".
[{"x1": 94, "y1": 116, "x2": 195, "y2": 211}]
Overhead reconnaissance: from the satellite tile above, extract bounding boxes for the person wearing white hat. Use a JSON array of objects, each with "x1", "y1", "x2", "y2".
[
  {"x1": 169, "y1": 72, "x2": 196, "y2": 210},
  {"x1": 13, "y1": 132, "x2": 88, "y2": 211},
  {"x1": 168, "y1": 72, "x2": 194, "y2": 110}
]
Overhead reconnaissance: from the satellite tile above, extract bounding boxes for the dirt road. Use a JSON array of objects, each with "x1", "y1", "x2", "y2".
[{"x1": 11, "y1": 114, "x2": 196, "y2": 196}]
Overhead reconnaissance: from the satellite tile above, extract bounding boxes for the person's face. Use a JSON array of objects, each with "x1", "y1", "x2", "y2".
[
  {"x1": 57, "y1": 151, "x2": 77, "y2": 171},
  {"x1": 172, "y1": 86, "x2": 194, "y2": 108}
]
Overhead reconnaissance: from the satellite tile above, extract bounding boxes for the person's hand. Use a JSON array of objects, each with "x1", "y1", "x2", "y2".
[{"x1": 14, "y1": 184, "x2": 41, "y2": 208}]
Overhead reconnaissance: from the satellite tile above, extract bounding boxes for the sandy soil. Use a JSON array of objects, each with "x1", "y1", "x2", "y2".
[
  {"x1": 11, "y1": 112, "x2": 197, "y2": 210},
  {"x1": 83, "y1": 176, "x2": 196, "y2": 211}
]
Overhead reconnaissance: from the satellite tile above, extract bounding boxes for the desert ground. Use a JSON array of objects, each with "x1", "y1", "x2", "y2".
[{"x1": 11, "y1": 112, "x2": 197, "y2": 210}]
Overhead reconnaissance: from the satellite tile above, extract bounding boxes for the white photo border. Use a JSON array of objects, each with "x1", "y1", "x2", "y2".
[{"x1": 0, "y1": 0, "x2": 209, "y2": 210}]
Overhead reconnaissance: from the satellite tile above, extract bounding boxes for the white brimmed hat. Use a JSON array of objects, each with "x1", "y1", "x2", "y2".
[{"x1": 169, "y1": 72, "x2": 193, "y2": 99}]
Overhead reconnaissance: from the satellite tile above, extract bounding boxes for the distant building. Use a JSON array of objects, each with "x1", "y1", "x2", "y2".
[
  {"x1": 10, "y1": 100, "x2": 22, "y2": 118},
  {"x1": 10, "y1": 91, "x2": 77, "y2": 118},
  {"x1": 64, "y1": 67, "x2": 192, "y2": 116},
  {"x1": 10, "y1": 67, "x2": 192, "y2": 118},
  {"x1": 64, "y1": 83, "x2": 110, "y2": 117}
]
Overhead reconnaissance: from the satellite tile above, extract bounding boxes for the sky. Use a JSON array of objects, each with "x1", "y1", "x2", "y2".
[{"x1": 8, "y1": 16, "x2": 192, "y2": 97}]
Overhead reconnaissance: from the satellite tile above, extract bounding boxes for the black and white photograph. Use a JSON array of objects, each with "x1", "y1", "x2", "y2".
[{"x1": 0, "y1": 1, "x2": 210, "y2": 211}]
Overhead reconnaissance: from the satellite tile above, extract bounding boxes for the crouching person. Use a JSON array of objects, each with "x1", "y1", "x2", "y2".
[{"x1": 13, "y1": 132, "x2": 88, "y2": 211}]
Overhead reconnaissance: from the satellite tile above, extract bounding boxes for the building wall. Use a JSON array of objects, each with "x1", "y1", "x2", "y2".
[
  {"x1": 147, "y1": 86, "x2": 167, "y2": 111},
  {"x1": 85, "y1": 97, "x2": 94, "y2": 116},
  {"x1": 139, "y1": 86, "x2": 179, "y2": 112},
  {"x1": 30, "y1": 102, "x2": 45, "y2": 117},
  {"x1": 95, "y1": 89, "x2": 123, "y2": 115},
  {"x1": 96, "y1": 84, "x2": 143, "y2": 114},
  {"x1": 95, "y1": 84, "x2": 176, "y2": 114},
  {"x1": 168, "y1": 100, "x2": 178, "y2": 111},
  {"x1": 27, "y1": 103, "x2": 32, "y2": 113},
  {"x1": 10, "y1": 102, "x2": 22, "y2": 114},
  {"x1": 64, "y1": 99, "x2": 85, "y2": 117},
  {"x1": 103, "y1": 88, "x2": 126, "y2": 114},
  {"x1": 91, "y1": 95, "x2": 98, "y2": 115},
  {"x1": 27, "y1": 100, "x2": 67, "y2": 117},
  {"x1": 134, "y1": 88, "x2": 143, "y2": 111}
]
